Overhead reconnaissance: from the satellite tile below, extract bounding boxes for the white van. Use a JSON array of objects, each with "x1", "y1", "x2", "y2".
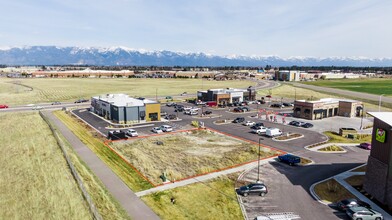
[{"x1": 265, "y1": 128, "x2": 282, "y2": 137}]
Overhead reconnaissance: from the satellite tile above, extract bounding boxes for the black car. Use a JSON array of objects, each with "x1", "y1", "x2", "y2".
[
  {"x1": 240, "y1": 106, "x2": 250, "y2": 112},
  {"x1": 233, "y1": 107, "x2": 243, "y2": 112},
  {"x1": 74, "y1": 98, "x2": 89, "y2": 103},
  {"x1": 250, "y1": 122, "x2": 265, "y2": 130},
  {"x1": 107, "y1": 130, "x2": 128, "y2": 140},
  {"x1": 288, "y1": 121, "x2": 298, "y2": 125},
  {"x1": 203, "y1": 110, "x2": 212, "y2": 115},
  {"x1": 237, "y1": 183, "x2": 268, "y2": 197},
  {"x1": 270, "y1": 103, "x2": 283, "y2": 108},
  {"x1": 337, "y1": 198, "x2": 371, "y2": 211},
  {"x1": 233, "y1": 117, "x2": 245, "y2": 123},
  {"x1": 166, "y1": 102, "x2": 175, "y2": 107},
  {"x1": 165, "y1": 114, "x2": 177, "y2": 120},
  {"x1": 301, "y1": 123, "x2": 314, "y2": 128}
]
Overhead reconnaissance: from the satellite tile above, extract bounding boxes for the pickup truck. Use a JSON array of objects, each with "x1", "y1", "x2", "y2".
[{"x1": 278, "y1": 154, "x2": 301, "y2": 166}]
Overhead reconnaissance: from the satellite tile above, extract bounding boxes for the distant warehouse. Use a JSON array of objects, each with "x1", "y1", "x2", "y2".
[{"x1": 91, "y1": 94, "x2": 160, "y2": 123}]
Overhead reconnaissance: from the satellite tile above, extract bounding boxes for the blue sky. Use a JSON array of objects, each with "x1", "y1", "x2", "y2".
[{"x1": 1, "y1": 0, "x2": 391, "y2": 58}]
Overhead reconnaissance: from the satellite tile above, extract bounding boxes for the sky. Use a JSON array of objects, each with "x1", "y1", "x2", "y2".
[{"x1": 1, "y1": 0, "x2": 391, "y2": 58}]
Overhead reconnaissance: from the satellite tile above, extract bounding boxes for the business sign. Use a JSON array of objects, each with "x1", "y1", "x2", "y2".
[{"x1": 376, "y1": 128, "x2": 386, "y2": 143}]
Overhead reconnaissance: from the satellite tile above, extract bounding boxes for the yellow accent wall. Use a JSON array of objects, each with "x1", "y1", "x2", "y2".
[{"x1": 145, "y1": 103, "x2": 161, "y2": 121}]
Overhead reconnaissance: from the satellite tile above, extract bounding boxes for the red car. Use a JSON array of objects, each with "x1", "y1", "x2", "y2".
[
  {"x1": 0, "y1": 104, "x2": 9, "y2": 109},
  {"x1": 359, "y1": 142, "x2": 371, "y2": 150}
]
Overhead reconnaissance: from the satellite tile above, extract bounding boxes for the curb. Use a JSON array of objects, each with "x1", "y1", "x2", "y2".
[{"x1": 272, "y1": 134, "x2": 304, "y2": 142}]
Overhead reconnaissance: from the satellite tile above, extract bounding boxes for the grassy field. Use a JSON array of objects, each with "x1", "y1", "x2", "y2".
[
  {"x1": 0, "y1": 78, "x2": 254, "y2": 106},
  {"x1": 46, "y1": 115, "x2": 130, "y2": 220},
  {"x1": 110, "y1": 129, "x2": 278, "y2": 184},
  {"x1": 324, "y1": 131, "x2": 372, "y2": 143},
  {"x1": 314, "y1": 178, "x2": 355, "y2": 203},
  {"x1": 257, "y1": 84, "x2": 391, "y2": 111},
  {"x1": 0, "y1": 112, "x2": 91, "y2": 219},
  {"x1": 54, "y1": 110, "x2": 153, "y2": 192},
  {"x1": 142, "y1": 175, "x2": 242, "y2": 220},
  {"x1": 303, "y1": 78, "x2": 392, "y2": 96}
]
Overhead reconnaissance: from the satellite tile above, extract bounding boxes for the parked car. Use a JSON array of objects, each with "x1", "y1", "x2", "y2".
[
  {"x1": 270, "y1": 103, "x2": 283, "y2": 108},
  {"x1": 265, "y1": 128, "x2": 282, "y2": 137},
  {"x1": 337, "y1": 198, "x2": 371, "y2": 211},
  {"x1": 282, "y1": 102, "x2": 294, "y2": 107},
  {"x1": 160, "y1": 125, "x2": 173, "y2": 132},
  {"x1": 166, "y1": 102, "x2": 175, "y2": 107},
  {"x1": 0, "y1": 104, "x2": 9, "y2": 109},
  {"x1": 108, "y1": 130, "x2": 128, "y2": 140},
  {"x1": 301, "y1": 122, "x2": 314, "y2": 128},
  {"x1": 160, "y1": 111, "x2": 168, "y2": 117},
  {"x1": 233, "y1": 117, "x2": 245, "y2": 123},
  {"x1": 203, "y1": 110, "x2": 212, "y2": 115},
  {"x1": 243, "y1": 121, "x2": 256, "y2": 126},
  {"x1": 359, "y1": 142, "x2": 372, "y2": 150},
  {"x1": 151, "y1": 127, "x2": 163, "y2": 133},
  {"x1": 237, "y1": 183, "x2": 268, "y2": 197},
  {"x1": 250, "y1": 122, "x2": 265, "y2": 130},
  {"x1": 252, "y1": 126, "x2": 268, "y2": 134},
  {"x1": 240, "y1": 106, "x2": 250, "y2": 112},
  {"x1": 289, "y1": 121, "x2": 299, "y2": 126},
  {"x1": 278, "y1": 154, "x2": 301, "y2": 166},
  {"x1": 233, "y1": 107, "x2": 243, "y2": 112},
  {"x1": 165, "y1": 114, "x2": 177, "y2": 120},
  {"x1": 51, "y1": 101, "x2": 61, "y2": 105},
  {"x1": 126, "y1": 129, "x2": 138, "y2": 137},
  {"x1": 346, "y1": 206, "x2": 383, "y2": 220}
]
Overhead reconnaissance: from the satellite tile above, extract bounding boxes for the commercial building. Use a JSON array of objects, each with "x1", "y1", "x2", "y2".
[
  {"x1": 293, "y1": 98, "x2": 363, "y2": 120},
  {"x1": 90, "y1": 94, "x2": 160, "y2": 123},
  {"x1": 364, "y1": 112, "x2": 392, "y2": 208},
  {"x1": 275, "y1": 70, "x2": 301, "y2": 81},
  {"x1": 197, "y1": 87, "x2": 256, "y2": 105}
]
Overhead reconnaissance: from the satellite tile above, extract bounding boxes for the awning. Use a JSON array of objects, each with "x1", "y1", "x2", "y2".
[{"x1": 314, "y1": 109, "x2": 324, "y2": 114}]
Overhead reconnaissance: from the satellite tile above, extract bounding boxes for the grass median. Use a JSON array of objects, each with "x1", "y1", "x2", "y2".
[
  {"x1": 54, "y1": 110, "x2": 153, "y2": 192},
  {"x1": 314, "y1": 178, "x2": 355, "y2": 204}
]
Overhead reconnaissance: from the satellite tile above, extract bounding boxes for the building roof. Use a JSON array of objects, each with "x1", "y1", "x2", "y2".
[
  {"x1": 296, "y1": 98, "x2": 359, "y2": 104},
  {"x1": 368, "y1": 112, "x2": 392, "y2": 127},
  {"x1": 93, "y1": 94, "x2": 157, "y2": 107}
]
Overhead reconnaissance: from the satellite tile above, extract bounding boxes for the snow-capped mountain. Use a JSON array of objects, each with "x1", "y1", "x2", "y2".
[{"x1": 0, "y1": 46, "x2": 391, "y2": 66}]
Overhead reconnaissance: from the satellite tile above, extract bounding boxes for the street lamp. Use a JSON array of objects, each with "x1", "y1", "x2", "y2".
[
  {"x1": 360, "y1": 104, "x2": 364, "y2": 130},
  {"x1": 256, "y1": 138, "x2": 264, "y2": 183},
  {"x1": 379, "y1": 94, "x2": 385, "y2": 112}
]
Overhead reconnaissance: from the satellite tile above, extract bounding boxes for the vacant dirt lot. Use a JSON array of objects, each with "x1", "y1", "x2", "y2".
[{"x1": 110, "y1": 129, "x2": 278, "y2": 184}]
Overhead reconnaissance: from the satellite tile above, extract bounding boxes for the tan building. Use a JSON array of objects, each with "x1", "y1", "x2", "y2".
[{"x1": 293, "y1": 98, "x2": 362, "y2": 120}]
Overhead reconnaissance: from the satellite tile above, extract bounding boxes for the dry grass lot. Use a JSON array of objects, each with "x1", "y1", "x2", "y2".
[
  {"x1": 142, "y1": 175, "x2": 242, "y2": 220},
  {"x1": 324, "y1": 131, "x2": 372, "y2": 143},
  {"x1": 111, "y1": 129, "x2": 278, "y2": 184},
  {"x1": 317, "y1": 145, "x2": 345, "y2": 152},
  {"x1": 0, "y1": 78, "x2": 254, "y2": 105},
  {"x1": 0, "y1": 112, "x2": 91, "y2": 219}
]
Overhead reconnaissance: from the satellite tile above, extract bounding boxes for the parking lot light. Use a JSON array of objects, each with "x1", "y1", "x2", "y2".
[{"x1": 256, "y1": 138, "x2": 264, "y2": 183}]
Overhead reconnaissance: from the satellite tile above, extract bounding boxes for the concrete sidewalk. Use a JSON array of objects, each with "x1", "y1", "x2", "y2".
[
  {"x1": 43, "y1": 111, "x2": 160, "y2": 220},
  {"x1": 136, "y1": 157, "x2": 276, "y2": 197}
]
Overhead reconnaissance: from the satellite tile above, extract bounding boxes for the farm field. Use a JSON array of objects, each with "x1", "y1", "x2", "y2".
[
  {"x1": 0, "y1": 78, "x2": 254, "y2": 106},
  {"x1": 257, "y1": 84, "x2": 391, "y2": 112},
  {"x1": 303, "y1": 78, "x2": 392, "y2": 96},
  {"x1": 0, "y1": 112, "x2": 91, "y2": 219},
  {"x1": 110, "y1": 129, "x2": 279, "y2": 185},
  {"x1": 142, "y1": 175, "x2": 242, "y2": 220}
]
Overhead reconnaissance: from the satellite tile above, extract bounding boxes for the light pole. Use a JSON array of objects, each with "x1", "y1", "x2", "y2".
[
  {"x1": 379, "y1": 94, "x2": 385, "y2": 112},
  {"x1": 360, "y1": 104, "x2": 364, "y2": 130},
  {"x1": 256, "y1": 138, "x2": 264, "y2": 183}
]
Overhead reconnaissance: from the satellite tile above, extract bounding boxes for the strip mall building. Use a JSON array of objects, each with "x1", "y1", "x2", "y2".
[
  {"x1": 90, "y1": 94, "x2": 160, "y2": 123},
  {"x1": 293, "y1": 98, "x2": 363, "y2": 120},
  {"x1": 197, "y1": 87, "x2": 256, "y2": 105}
]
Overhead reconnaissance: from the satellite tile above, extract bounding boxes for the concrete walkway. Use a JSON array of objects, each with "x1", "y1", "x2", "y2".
[
  {"x1": 136, "y1": 157, "x2": 277, "y2": 197},
  {"x1": 43, "y1": 111, "x2": 160, "y2": 220}
]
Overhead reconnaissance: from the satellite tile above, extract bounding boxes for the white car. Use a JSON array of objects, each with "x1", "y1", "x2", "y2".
[
  {"x1": 126, "y1": 129, "x2": 138, "y2": 137},
  {"x1": 183, "y1": 106, "x2": 192, "y2": 111},
  {"x1": 160, "y1": 125, "x2": 173, "y2": 132},
  {"x1": 151, "y1": 127, "x2": 163, "y2": 133},
  {"x1": 32, "y1": 106, "x2": 44, "y2": 110},
  {"x1": 243, "y1": 121, "x2": 256, "y2": 126},
  {"x1": 252, "y1": 126, "x2": 268, "y2": 134}
]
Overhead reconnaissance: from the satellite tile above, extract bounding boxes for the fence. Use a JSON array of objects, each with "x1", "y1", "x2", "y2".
[{"x1": 39, "y1": 111, "x2": 102, "y2": 220}]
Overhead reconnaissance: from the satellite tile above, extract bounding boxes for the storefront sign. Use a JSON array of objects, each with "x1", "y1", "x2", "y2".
[{"x1": 376, "y1": 128, "x2": 386, "y2": 143}]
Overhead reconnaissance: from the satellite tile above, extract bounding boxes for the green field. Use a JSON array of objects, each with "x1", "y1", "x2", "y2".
[
  {"x1": 0, "y1": 78, "x2": 254, "y2": 106},
  {"x1": 303, "y1": 78, "x2": 392, "y2": 96},
  {"x1": 0, "y1": 112, "x2": 91, "y2": 219},
  {"x1": 142, "y1": 175, "x2": 242, "y2": 220}
]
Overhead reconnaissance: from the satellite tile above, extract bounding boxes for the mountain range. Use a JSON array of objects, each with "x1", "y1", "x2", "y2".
[{"x1": 0, "y1": 46, "x2": 391, "y2": 67}]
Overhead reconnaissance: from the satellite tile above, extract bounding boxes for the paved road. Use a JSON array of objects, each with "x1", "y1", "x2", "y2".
[
  {"x1": 42, "y1": 111, "x2": 160, "y2": 220},
  {"x1": 292, "y1": 82, "x2": 392, "y2": 106}
]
